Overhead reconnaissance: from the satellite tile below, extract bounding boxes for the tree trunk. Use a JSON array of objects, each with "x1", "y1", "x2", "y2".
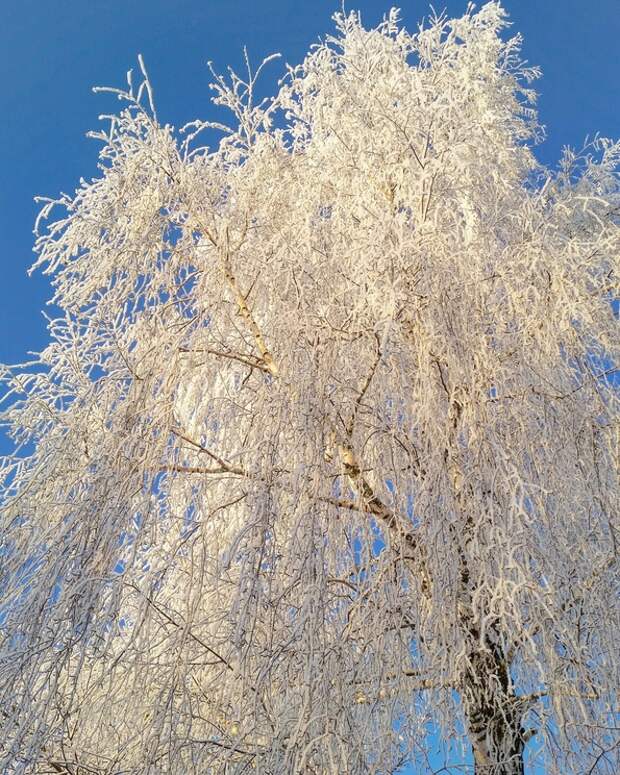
[
  {"x1": 462, "y1": 643, "x2": 526, "y2": 775},
  {"x1": 466, "y1": 699, "x2": 526, "y2": 773},
  {"x1": 447, "y1": 464, "x2": 527, "y2": 773}
]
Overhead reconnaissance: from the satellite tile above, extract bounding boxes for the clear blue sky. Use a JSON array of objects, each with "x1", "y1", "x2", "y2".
[{"x1": 1, "y1": 0, "x2": 618, "y2": 365}]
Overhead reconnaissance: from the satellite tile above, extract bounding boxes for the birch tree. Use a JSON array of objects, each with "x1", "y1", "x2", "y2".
[{"x1": 1, "y1": 4, "x2": 618, "y2": 773}]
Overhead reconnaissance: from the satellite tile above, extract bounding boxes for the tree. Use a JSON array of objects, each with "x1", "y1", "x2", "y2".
[{"x1": 0, "y1": 3, "x2": 618, "y2": 773}]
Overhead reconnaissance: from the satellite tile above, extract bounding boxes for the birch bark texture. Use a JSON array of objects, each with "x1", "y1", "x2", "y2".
[{"x1": 1, "y1": 4, "x2": 618, "y2": 774}]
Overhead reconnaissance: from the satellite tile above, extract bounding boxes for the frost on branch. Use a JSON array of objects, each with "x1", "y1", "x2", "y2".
[{"x1": 0, "y1": 3, "x2": 618, "y2": 774}]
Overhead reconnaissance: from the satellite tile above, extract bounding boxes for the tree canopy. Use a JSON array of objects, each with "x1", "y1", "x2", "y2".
[{"x1": 1, "y1": 3, "x2": 618, "y2": 773}]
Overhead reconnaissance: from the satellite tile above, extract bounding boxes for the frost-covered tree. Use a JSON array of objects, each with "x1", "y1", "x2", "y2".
[{"x1": 1, "y1": 4, "x2": 618, "y2": 774}]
